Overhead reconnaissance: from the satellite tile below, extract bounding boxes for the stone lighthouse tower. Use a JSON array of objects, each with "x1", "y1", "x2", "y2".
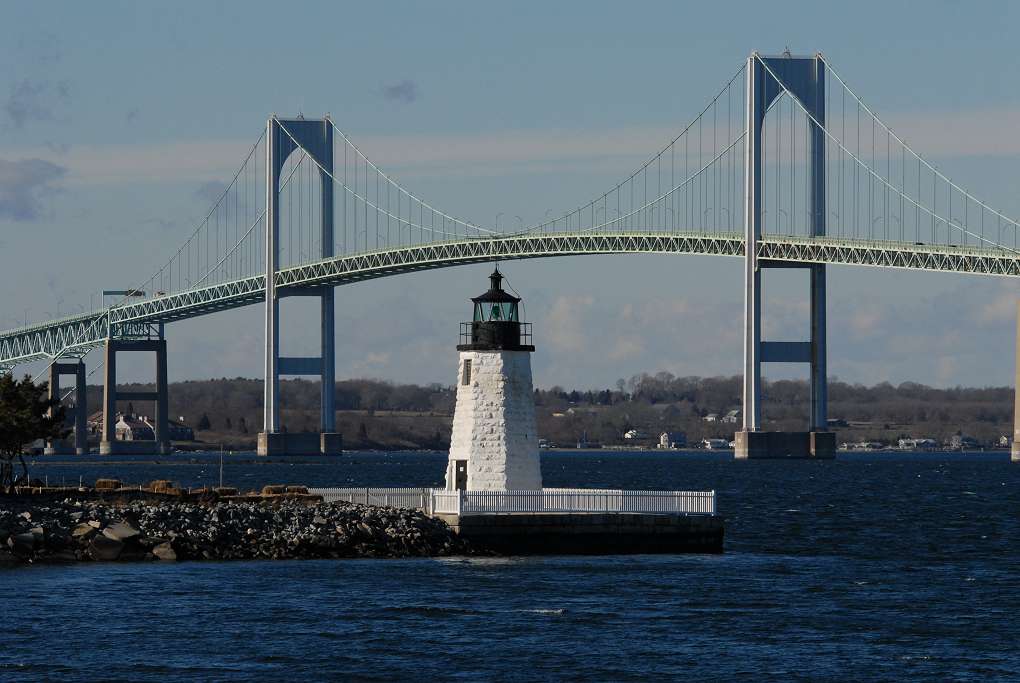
[{"x1": 444, "y1": 268, "x2": 542, "y2": 491}]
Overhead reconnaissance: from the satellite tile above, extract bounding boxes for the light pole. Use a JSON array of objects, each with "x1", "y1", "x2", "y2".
[{"x1": 496, "y1": 212, "x2": 503, "y2": 232}]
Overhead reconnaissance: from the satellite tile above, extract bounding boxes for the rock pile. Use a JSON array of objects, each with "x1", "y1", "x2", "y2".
[{"x1": 0, "y1": 498, "x2": 469, "y2": 564}]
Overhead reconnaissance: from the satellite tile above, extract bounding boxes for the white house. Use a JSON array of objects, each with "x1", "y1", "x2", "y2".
[
  {"x1": 115, "y1": 415, "x2": 154, "y2": 441},
  {"x1": 658, "y1": 431, "x2": 687, "y2": 449},
  {"x1": 720, "y1": 409, "x2": 741, "y2": 424},
  {"x1": 897, "y1": 438, "x2": 938, "y2": 451}
]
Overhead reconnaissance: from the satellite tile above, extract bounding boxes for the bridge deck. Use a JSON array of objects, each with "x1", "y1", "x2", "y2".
[{"x1": 3, "y1": 231, "x2": 1019, "y2": 367}]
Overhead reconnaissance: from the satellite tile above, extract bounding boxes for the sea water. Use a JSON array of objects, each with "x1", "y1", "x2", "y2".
[{"x1": 2, "y1": 451, "x2": 1018, "y2": 680}]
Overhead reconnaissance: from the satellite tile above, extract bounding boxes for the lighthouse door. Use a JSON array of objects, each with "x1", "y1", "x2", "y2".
[{"x1": 454, "y1": 460, "x2": 468, "y2": 490}]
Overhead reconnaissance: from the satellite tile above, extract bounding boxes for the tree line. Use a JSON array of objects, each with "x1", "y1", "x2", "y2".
[{"x1": 58, "y1": 372, "x2": 1012, "y2": 449}]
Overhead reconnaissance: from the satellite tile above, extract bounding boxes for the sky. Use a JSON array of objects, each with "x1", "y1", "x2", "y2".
[{"x1": 2, "y1": 0, "x2": 1020, "y2": 391}]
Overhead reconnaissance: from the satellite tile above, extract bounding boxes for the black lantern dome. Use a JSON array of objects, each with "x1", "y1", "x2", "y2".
[{"x1": 458, "y1": 268, "x2": 534, "y2": 352}]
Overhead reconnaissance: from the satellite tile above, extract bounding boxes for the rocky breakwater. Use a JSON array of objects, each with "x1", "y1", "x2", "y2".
[{"x1": 0, "y1": 498, "x2": 469, "y2": 564}]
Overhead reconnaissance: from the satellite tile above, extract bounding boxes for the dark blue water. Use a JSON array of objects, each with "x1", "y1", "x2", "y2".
[{"x1": 3, "y1": 451, "x2": 1019, "y2": 681}]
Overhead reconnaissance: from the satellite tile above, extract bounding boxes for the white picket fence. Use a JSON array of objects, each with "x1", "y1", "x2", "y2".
[{"x1": 309, "y1": 487, "x2": 716, "y2": 516}]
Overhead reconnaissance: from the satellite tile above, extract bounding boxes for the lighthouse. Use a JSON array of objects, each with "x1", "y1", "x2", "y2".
[{"x1": 444, "y1": 268, "x2": 542, "y2": 491}]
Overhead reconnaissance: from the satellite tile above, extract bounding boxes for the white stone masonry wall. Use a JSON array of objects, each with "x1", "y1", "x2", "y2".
[{"x1": 445, "y1": 350, "x2": 542, "y2": 491}]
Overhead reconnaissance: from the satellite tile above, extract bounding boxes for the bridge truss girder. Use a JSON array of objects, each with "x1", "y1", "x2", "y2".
[{"x1": 2, "y1": 231, "x2": 1020, "y2": 369}]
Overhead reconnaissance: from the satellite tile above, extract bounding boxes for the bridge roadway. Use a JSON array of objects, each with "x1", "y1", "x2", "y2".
[{"x1": 3, "y1": 229, "x2": 1020, "y2": 367}]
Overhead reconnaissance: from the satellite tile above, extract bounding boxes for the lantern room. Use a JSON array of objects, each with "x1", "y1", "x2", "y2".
[{"x1": 458, "y1": 268, "x2": 534, "y2": 352}]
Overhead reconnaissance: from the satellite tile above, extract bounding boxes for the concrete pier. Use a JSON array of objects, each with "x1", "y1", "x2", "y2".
[
  {"x1": 734, "y1": 430, "x2": 835, "y2": 459},
  {"x1": 257, "y1": 431, "x2": 343, "y2": 456},
  {"x1": 432, "y1": 512, "x2": 724, "y2": 554}
]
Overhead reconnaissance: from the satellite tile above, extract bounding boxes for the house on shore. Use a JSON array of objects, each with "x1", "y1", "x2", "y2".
[
  {"x1": 658, "y1": 431, "x2": 687, "y2": 449},
  {"x1": 87, "y1": 412, "x2": 195, "y2": 442}
]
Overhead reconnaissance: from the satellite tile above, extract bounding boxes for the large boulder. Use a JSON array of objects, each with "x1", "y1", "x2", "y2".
[
  {"x1": 72, "y1": 523, "x2": 96, "y2": 539},
  {"x1": 89, "y1": 534, "x2": 124, "y2": 561},
  {"x1": 103, "y1": 520, "x2": 141, "y2": 542},
  {"x1": 9, "y1": 533, "x2": 37, "y2": 558},
  {"x1": 152, "y1": 542, "x2": 177, "y2": 561}
]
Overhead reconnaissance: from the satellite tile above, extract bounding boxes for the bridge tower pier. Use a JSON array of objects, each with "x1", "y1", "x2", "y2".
[
  {"x1": 735, "y1": 52, "x2": 835, "y2": 459},
  {"x1": 44, "y1": 360, "x2": 87, "y2": 455},
  {"x1": 259, "y1": 116, "x2": 342, "y2": 456},
  {"x1": 99, "y1": 338, "x2": 170, "y2": 455}
]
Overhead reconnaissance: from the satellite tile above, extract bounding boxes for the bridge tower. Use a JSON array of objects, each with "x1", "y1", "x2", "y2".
[
  {"x1": 259, "y1": 116, "x2": 342, "y2": 456},
  {"x1": 736, "y1": 52, "x2": 835, "y2": 459},
  {"x1": 44, "y1": 360, "x2": 87, "y2": 455}
]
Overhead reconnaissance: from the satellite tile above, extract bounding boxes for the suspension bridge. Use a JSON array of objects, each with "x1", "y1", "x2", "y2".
[{"x1": 3, "y1": 52, "x2": 1019, "y2": 457}]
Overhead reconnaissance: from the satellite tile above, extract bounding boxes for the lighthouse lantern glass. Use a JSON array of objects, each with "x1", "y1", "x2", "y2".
[{"x1": 473, "y1": 301, "x2": 518, "y2": 322}]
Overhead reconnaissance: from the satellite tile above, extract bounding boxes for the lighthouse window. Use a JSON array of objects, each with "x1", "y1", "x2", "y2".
[{"x1": 462, "y1": 359, "x2": 472, "y2": 385}]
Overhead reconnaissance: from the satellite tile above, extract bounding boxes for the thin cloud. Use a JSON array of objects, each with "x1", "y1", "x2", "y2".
[
  {"x1": 142, "y1": 217, "x2": 177, "y2": 232},
  {"x1": 4, "y1": 79, "x2": 70, "y2": 128},
  {"x1": 16, "y1": 33, "x2": 62, "y2": 66},
  {"x1": 5, "y1": 106, "x2": 1020, "y2": 190},
  {"x1": 0, "y1": 158, "x2": 67, "y2": 221},
  {"x1": 382, "y1": 80, "x2": 420, "y2": 104},
  {"x1": 194, "y1": 180, "x2": 228, "y2": 203}
]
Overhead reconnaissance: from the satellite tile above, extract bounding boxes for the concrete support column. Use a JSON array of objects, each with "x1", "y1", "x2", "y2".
[
  {"x1": 73, "y1": 361, "x2": 87, "y2": 455},
  {"x1": 810, "y1": 266, "x2": 827, "y2": 431},
  {"x1": 808, "y1": 58, "x2": 828, "y2": 433},
  {"x1": 264, "y1": 117, "x2": 281, "y2": 434},
  {"x1": 742, "y1": 54, "x2": 764, "y2": 432},
  {"x1": 45, "y1": 364, "x2": 62, "y2": 455},
  {"x1": 155, "y1": 339, "x2": 169, "y2": 448},
  {"x1": 1012, "y1": 300, "x2": 1020, "y2": 462},
  {"x1": 320, "y1": 118, "x2": 336, "y2": 434},
  {"x1": 102, "y1": 342, "x2": 117, "y2": 444},
  {"x1": 321, "y1": 289, "x2": 336, "y2": 432},
  {"x1": 47, "y1": 364, "x2": 60, "y2": 421}
]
